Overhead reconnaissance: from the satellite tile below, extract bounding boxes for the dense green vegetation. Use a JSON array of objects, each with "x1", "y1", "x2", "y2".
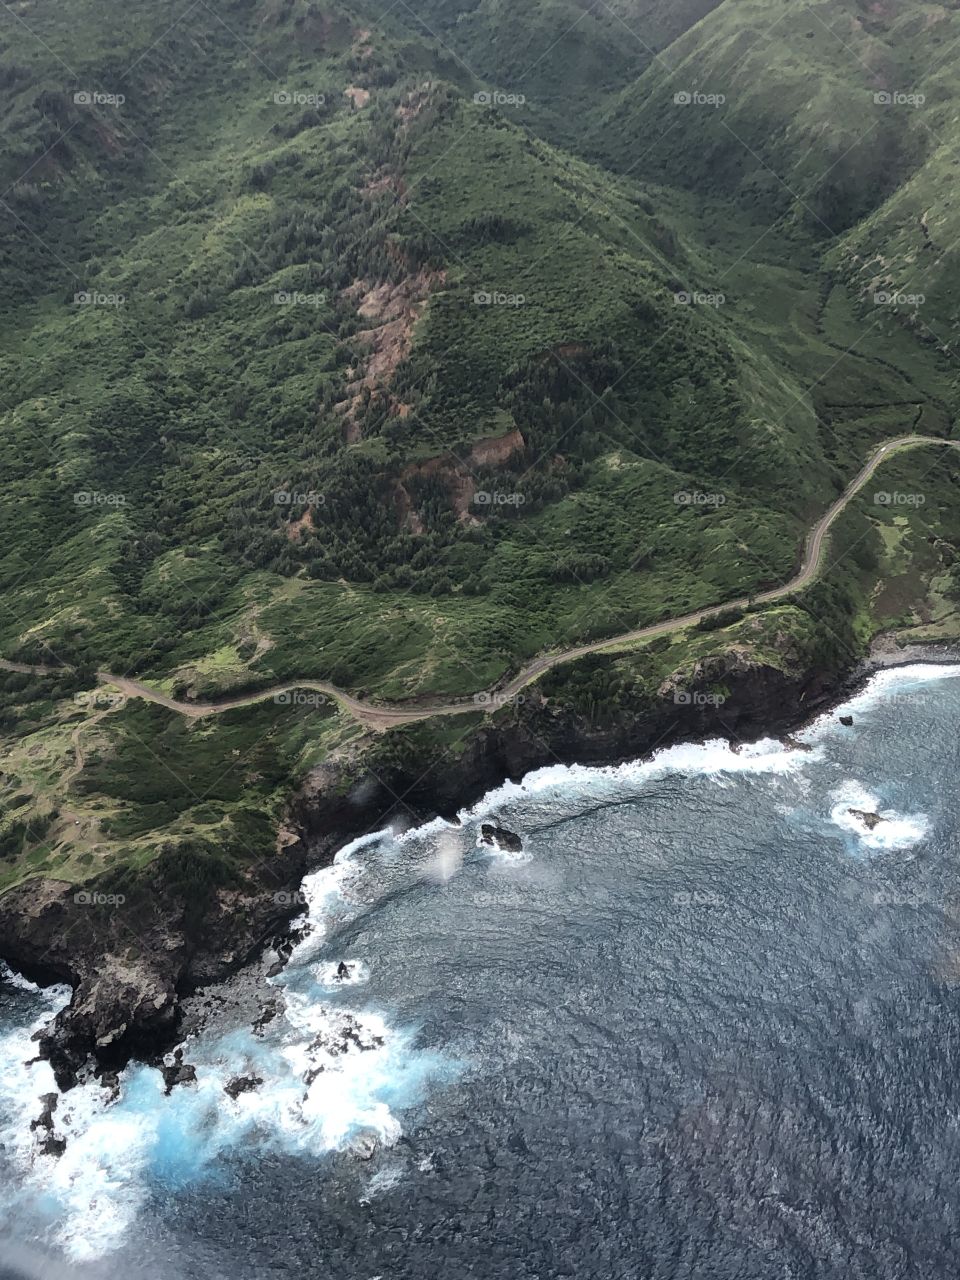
[
  {"x1": 0, "y1": 664, "x2": 348, "y2": 893},
  {"x1": 1, "y1": 0, "x2": 959, "y2": 894}
]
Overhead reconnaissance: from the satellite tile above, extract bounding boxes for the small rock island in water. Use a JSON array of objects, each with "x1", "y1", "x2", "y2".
[
  {"x1": 848, "y1": 808, "x2": 883, "y2": 831},
  {"x1": 480, "y1": 823, "x2": 524, "y2": 852}
]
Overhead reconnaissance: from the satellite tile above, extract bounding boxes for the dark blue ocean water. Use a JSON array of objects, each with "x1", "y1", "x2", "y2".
[{"x1": 3, "y1": 664, "x2": 960, "y2": 1279}]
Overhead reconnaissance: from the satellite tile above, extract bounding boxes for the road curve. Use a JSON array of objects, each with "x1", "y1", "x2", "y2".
[{"x1": 3, "y1": 434, "x2": 957, "y2": 731}]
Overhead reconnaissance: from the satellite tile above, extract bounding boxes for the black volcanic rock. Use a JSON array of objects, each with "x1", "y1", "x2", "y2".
[
  {"x1": 98, "y1": 1071, "x2": 121, "y2": 1102},
  {"x1": 0, "y1": 640, "x2": 861, "y2": 1086},
  {"x1": 849, "y1": 808, "x2": 882, "y2": 830},
  {"x1": 38, "y1": 1133, "x2": 67, "y2": 1158},
  {"x1": 224, "y1": 1074, "x2": 263, "y2": 1099},
  {"x1": 840, "y1": 715, "x2": 854, "y2": 726},
  {"x1": 480, "y1": 823, "x2": 523, "y2": 852},
  {"x1": 33, "y1": 958, "x2": 180, "y2": 1093},
  {"x1": 0, "y1": 812, "x2": 326, "y2": 1088},
  {"x1": 253, "y1": 999, "x2": 281, "y2": 1037},
  {"x1": 31, "y1": 1093, "x2": 67, "y2": 1158},
  {"x1": 30, "y1": 1092, "x2": 58, "y2": 1133},
  {"x1": 162, "y1": 1049, "x2": 197, "y2": 1095}
]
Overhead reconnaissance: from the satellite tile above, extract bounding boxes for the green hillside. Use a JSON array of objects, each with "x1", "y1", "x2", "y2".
[{"x1": 1, "y1": 0, "x2": 960, "y2": 896}]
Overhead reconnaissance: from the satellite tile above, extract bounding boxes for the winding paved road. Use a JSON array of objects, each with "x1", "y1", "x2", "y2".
[{"x1": 3, "y1": 434, "x2": 957, "y2": 731}]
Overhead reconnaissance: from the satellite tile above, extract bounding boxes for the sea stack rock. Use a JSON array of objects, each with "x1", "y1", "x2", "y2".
[
  {"x1": 99, "y1": 1071, "x2": 121, "y2": 1103},
  {"x1": 162, "y1": 1048, "x2": 198, "y2": 1095},
  {"x1": 839, "y1": 715, "x2": 854, "y2": 727},
  {"x1": 31, "y1": 1094, "x2": 67, "y2": 1158},
  {"x1": 30, "y1": 1092, "x2": 58, "y2": 1134},
  {"x1": 253, "y1": 999, "x2": 281, "y2": 1037},
  {"x1": 224, "y1": 1074, "x2": 263, "y2": 1100},
  {"x1": 848, "y1": 808, "x2": 883, "y2": 831},
  {"x1": 480, "y1": 823, "x2": 523, "y2": 852}
]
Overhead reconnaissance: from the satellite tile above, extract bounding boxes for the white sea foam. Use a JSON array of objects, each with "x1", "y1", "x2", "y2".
[
  {"x1": 829, "y1": 779, "x2": 930, "y2": 853},
  {"x1": 0, "y1": 994, "x2": 455, "y2": 1262},
  {"x1": 459, "y1": 736, "x2": 819, "y2": 825},
  {"x1": 0, "y1": 960, "x2": 45, "y2": 993},
  {"x1": 37, "y1": 1001, "x2": 445, "y2": 1261},
  {"x1": 316, "y1": 959, "x2": 370, "y2": 988},
  {"x1": 401, "y1": 666, "x2": 958, "y2": 852},
  {"x1": 475, "y1": 830, "x2": 533, "y2": 864},
  {"x1": 0, "y1": 991, "x2": 68, "y2": 1158},
  {"x1": 0, "y1": 823, "x2": 456, "y2": 1262},
  {"x1": 803, "y1": 662, "x2": 960, "y2": 742},
  {"x1": 0, "y1": 981, "x2": 128, "y2": 1260},
  {"x1": 1, "y1": 664, "x2": 951, "y2": 1259},
  {"x1": 45, "y1": 1075, "x2": 159, "y2": 1260},
  {"x1": 395, "y1": 814, "x2": 456, "y2": 844},
  {"x1": 284, "y1": 829, "x2": 387, "y2": 967}
]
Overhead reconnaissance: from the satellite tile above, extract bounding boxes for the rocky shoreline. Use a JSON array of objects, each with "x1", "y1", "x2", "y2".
[{"x1": 1, "y1": 632, "x2": 957, "y2": 1092}]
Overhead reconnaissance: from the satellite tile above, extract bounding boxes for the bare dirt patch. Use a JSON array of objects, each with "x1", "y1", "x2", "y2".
[
  {"x1": 470, "y1": 428, "x2": 525, "y2": 467},
  {"x1": 344, "y1": 85, "x2": 371, "y2": 109},
  {"x1": 337, "y1": 270, "x2": 445, "y2": 438},
  {"x1": 396, "y1": 83, "x2": 432, "y2": 125},
  {"x1": 360, "y1": 171, "x2": 407, "y2": 202},
  {"x1": 286, "y1": 510, "x2": 314, "y2": 542},
  {"x1": 393, "y1": 427, "x2": 526, "y2": 525}
]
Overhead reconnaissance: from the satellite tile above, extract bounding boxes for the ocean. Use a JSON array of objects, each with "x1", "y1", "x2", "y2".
[{"x1": 3, "y1": 663, "x2": 960, "y2": 1279}]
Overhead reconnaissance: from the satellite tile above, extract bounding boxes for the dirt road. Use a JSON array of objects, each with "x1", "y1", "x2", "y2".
[{"x1": 3, "y1": 434, "x2": 956, "y2": 730}]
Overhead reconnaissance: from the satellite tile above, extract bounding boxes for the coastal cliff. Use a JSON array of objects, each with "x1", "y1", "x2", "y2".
[{"x1": 0, "y1": 638, "x2": 885, "y2": 1088}]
